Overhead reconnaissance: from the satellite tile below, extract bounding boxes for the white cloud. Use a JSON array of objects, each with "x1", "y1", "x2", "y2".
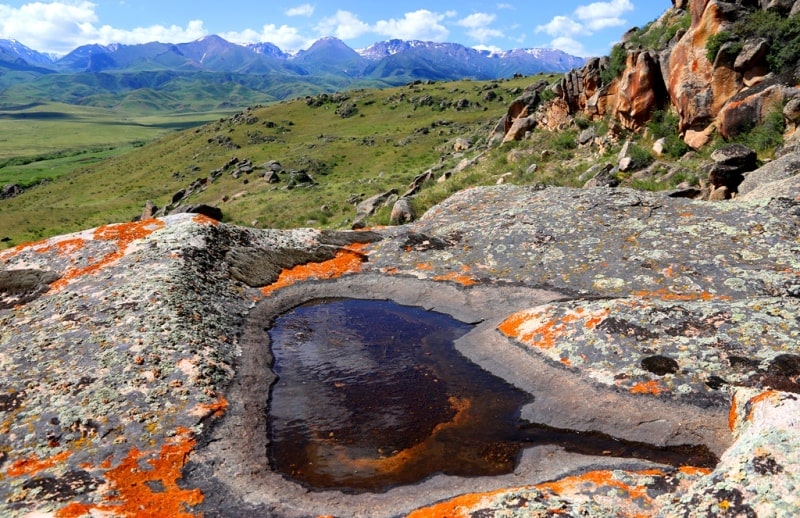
[
  {"x1": 574, "y1": 0, "x2": 633, "y2": 21},
  {"x1": 315, "y1": 10, "x2": 370, "y2": 40},
  {"x1": 222, "y1": 24, "x2": 313, "y2": 51},
  {"x1": 575, "y1": 0, "x2": 633, "y2": 31},
  {"x1": 473, "y1": 44, "x2": 503, "y2": 54},
  {"x1": 456, "y1": 13, "x2": 503, "y2": 43},
  {"x1": 533, "y1": 0, "x2": 633, "y2": 55},
  {"x1": 550, "y1": 36, "x2": 585, "y2": 56},
  {"x1": 285, "y1": 4, "x2": 314, "y2": 17},
  {"x1": 0, "y1": 1, "x2": 208, "y2": 54},
  {"x1": 497, "y1": 3, "x2": 514, "y2": 10},
  {"x1": 535, "y1": 16, "x2": 582, "y2": 38},
  {"x1": 374, "y1": 10, "x2": 449, "y2": 41}
]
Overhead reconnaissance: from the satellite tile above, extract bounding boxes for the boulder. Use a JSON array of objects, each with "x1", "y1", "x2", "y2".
[
  {"x1": 668, "y1": 0, "x2": 743, "y2": 134},
  {"x1": 390, "y1": 198, "x2": 416, "y2": 225},
  {"x1": 738, "y1": 151, "x2": 800, "y2": 196},
  {"x1": 502, "y1": 115, "x2": 537, "y2": 143},
  {"x1": 613, "y1": 50, "x2": 666, "y2": 131},
  {"x1": 708, "y1": 143, "x2": 758, "y2": 191},
  {"x1": 172, "y1": 204, "x2": 223, "y2": 221},
  {"x1": 264, "y1": 171, "x2": 281, "y2": 184},
  {"x1": 583, "y1": 166, "x2": 619, "y2": 188},
  {"x1": 717, "y1": 82, "x2": 796, "y2": 140},
  {"x1": 288, "y1": 170, "x2": 315, "y2": 186},
  {"x1": 1, "y1": 184, "x2": 23, "y2": 199},
  {"x1": 141, "y1": 200, "x2": 158, "y2": 220},
  {"x1": 453, "y1": 138, "x2": 472, "y2": 152}
]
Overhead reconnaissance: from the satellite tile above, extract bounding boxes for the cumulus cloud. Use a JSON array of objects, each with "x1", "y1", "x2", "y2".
[
  {"x1": 285, "y1": 4, "x2": 314, "y2": 17},
  {"x1": 0, "y1": 1, "x2": 207, "y2": 54},
  {"x1": 456, "y1": 13, "x2": 503, "y2": 43},
  {"x1": 373, "y1": 10, "x2": 450, "y2": 42},
  {"x1": 535, "y1": 0, "x2": 633, "y2": 56},
  {"x1": 222, "y1": 24, "x2": 313, "y2": 51},
  {"x1": 315, "y1": 10, "x2": 370, "y2": 40},
  {"x1": 536, "y1": 16, "x2": 582, "y2": 38}
]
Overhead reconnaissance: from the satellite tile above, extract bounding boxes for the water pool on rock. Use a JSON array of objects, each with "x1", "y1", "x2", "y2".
[{"x1": 267, "y1": 298, "x2": 716, "y2": 493}]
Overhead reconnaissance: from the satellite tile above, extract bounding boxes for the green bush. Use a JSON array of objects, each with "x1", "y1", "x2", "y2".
[
  {"x1": 601, "y1": 44, "x2": 628, "y2": 85},
  {"x1": 706, "y1": 11, "x2": 800, "y2": 76},
  {"x1": 705, "y1": 31, "x2": 737, "y2": 63},
  {"x1": 628, "y1": 143, "x2": 654, "y2": 170},
  {"x1": 733, "y1": 104, "x2": 786, "y2": 153},
  {"x1": 646, "y1": 110, "x2": 690, "y2": 159}
]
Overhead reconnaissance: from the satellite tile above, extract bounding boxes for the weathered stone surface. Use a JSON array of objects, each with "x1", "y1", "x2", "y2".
[
  {"x1": 717, "y1": 82, "x2": 796, "y2": 140},
  {"x1": 614, "y1": 50, "x2": 665, "y2": 131},
  {"x1": 390, "y1": 197, "x2": 416, "y2": 225},
  {"x1": 2, "y1": 186, "x2": 800, "y2": 517},
  {"x1": 668, "y1": 0, "x2": 742, "y2": 134},
  {"x1": 1, "y1": 183, "x2": 23, "y2": 199},
  {"x1": 738, "y1": 151, "x2": 800, "y2": 197}
]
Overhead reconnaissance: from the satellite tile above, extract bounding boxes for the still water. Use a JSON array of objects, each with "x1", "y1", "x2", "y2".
[{"x1": 268, "y1": 298, "x2": 715, "y2": 493}]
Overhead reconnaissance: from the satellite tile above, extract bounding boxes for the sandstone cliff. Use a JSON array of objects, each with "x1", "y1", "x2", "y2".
[{"x1": 533, "y1": 0, "x2": 800, "y2": 149}]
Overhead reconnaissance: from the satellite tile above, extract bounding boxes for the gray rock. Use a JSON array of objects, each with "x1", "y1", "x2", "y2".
[
  {"x1": 390, "y1": 198, "x2": 416, "y2": 225},
  {"x1": 738, "y1": 151, "x2": 800, "y2": 196}
]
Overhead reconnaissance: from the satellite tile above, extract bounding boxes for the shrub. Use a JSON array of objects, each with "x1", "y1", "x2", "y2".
[
  {"x1": 733, "y1": 104, "x2": 786, "y2": 154},
  {"x1": 705, "y1": 31, "x2": 736, "y2": 63},
  {"x1": 646, "y1": 110, "x2": 690, "y2": 159},
  {"x1": 601, "y1": 44, "x2": 628, "y2": 86},
  {"x1": 628, "y1": 143, "x2": 654, "y2": 170}
]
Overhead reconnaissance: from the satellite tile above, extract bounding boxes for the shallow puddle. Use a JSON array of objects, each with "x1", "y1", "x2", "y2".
[{"x1": 267, "y1": 298, "x2": 716, "y2": 493}]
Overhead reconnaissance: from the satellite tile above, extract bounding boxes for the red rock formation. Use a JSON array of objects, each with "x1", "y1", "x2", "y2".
[
  {"x1": 614, "y1": 51, "x2": 665, "y2": 130},
  {"x1": 668, "y1": 0, "x2": 741, "y2": 135}
]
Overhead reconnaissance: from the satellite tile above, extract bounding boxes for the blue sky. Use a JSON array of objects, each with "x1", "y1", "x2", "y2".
[{"x1": 0, "y1": 0, "x2": 670, "y2": 57}]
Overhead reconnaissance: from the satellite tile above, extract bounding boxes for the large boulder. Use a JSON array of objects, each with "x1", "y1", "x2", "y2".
[
  {"x1": 668, "y1": 0, "x2": 743, "y2": 136},
  {"x1": 738, "y1": 150, "x2": 800, "y2": 197},
  {"x1": 613, "y1": 50, "x2": 666, "y2": 130},
  {"x1": 717, "y1": 81, "x2": 798, "y2": 140}
]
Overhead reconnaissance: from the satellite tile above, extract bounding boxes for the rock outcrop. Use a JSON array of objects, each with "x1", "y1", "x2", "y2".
[
  {"x1": 1, "y1": 184, "x2": 799, "y2": 517},
  {"x1": 515, "y1": 0, "x2": 800, "y2": 147}
]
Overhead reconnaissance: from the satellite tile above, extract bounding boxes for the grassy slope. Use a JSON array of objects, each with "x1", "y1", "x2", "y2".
[
  {"x1": 0, "y1": 76, "x2": 546, "y2": 246},
  {"x1": 0, "y1": 103, "x2": 237, "y2": 186}
]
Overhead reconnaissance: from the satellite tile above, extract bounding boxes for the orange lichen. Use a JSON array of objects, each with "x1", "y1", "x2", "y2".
[
  {"x1": 190, "y1": 394, "x2": 228, "y2": 419},
  {"x1": 728, "y1": 396, "x2": 738, "y2": 431},
  {"x1": 406, "y1": 487, "x2": 513, "y2": 518},
  {"x1": 49, "y1": 219, "x2": 166, "y2": 292},
  {"x1": 537, "y1": 469, "x2": 664, "y2": 503},
  {"x1": 629, "y1": 380, "x2": 663, "y2": 395},
  {"x1": 745, "y1": 390, "x2": 782, "y2": 421},
  {"x1": 260, "y1": 243, "x2": 369, "y2": 296},
  {"x1": 632, "y1": 289, "x2": 730, "y2": 302},
  {"x1": 192, "y1": 213, "x2": 219, "y2": 226},
  {"x1": 416, "y1": 262, "x2": 434, "y2": 271},
  {"x1": 409, "y1": 469, "x2": 667, "y2": 518},
  {"x1": 56, "y1": 427, "x2": 202, "y2": 518},
  {"x1": 498, "y1": 307, "x2": 609, "y2": 349},
  {"x1": 679, "y1": 466, "x2": 713, "y2": 477},
  {"x1": 432, "y1": 271, "x2": 478, "y2": 286},
  {"x1": 6, "y1": 451, "x2": 71, "y2": 477}
]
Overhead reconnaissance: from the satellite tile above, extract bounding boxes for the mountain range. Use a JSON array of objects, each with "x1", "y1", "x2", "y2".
[{"x1": 0, "y1": 35, "x2": 585, "y2": 110}]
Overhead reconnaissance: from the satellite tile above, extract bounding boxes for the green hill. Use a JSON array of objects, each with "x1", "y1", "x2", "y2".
[{"x1": 0, "y1": 75, "x2": 548, "y2": 246}]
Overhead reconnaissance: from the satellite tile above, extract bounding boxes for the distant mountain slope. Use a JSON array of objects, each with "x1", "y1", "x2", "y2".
[{"x1": 0, "y1": 36, "x2": 587, "y2": 110}]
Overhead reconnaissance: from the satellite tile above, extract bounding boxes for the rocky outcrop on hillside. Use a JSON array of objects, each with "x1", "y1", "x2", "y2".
[
  {"x1": 521, "y1": 0, "x2": 800, "y2": 149},
  {"x1": 1, "y1": 182, "x2": 798, "y2": 516}
]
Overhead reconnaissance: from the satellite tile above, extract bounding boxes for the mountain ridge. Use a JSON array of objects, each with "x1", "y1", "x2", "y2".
[{"x1": 0, "y1": 35, "x2": 585, "y2": 88}]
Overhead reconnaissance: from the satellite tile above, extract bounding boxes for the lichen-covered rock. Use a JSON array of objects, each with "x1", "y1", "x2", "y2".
[
  {"x1": 2, "y1": 186, "x2": 799, "y2": 517},
  {"x1": 614, "y1": 50, "x2": 666, "y2": 131}
]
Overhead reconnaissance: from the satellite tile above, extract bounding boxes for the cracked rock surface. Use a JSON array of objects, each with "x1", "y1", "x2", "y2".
[{"x1": 0, "y1": 186, "x2": 798, "y2": 517}]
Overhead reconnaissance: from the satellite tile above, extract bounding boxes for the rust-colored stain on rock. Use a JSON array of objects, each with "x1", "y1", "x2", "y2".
[
  {"x1": 55, "y1": 427, "x2": 202, "y2": 518},
  {"x1": 260, "y1": 243, "x2": 369, "y2": 296},
  {"x1": 5, "y1": 451, "x2": 72, "y2": 477}
]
